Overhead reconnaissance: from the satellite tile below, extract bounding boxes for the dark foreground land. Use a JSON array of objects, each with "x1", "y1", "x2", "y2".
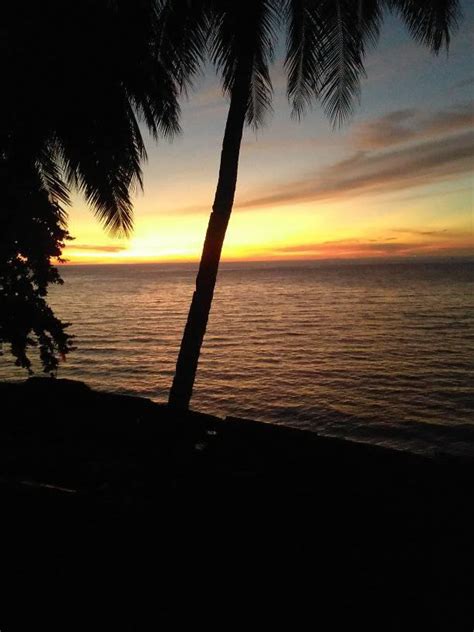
[{"x1": 1, "y1": 378, "x2": 473, "y2": 630}]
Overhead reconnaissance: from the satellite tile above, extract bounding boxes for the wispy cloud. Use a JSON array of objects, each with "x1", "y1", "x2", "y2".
[
  {"x1": 353, "y1": 103, "x2": 474, "y2": 150},
  {"x1": 238, "y1": 129, "x2": 474, "y2": 209},
  {"x1": 66, "y1": 244, "x2": 127, "y2": 253},
  {"x1": 453, "y1": 77, "x2": 474, "y2": 90},
  {"x1": 267, "y1": 237, "x2": 473, "y2": 259},
  {"x1": 383, "y1": 184, "x2": 473, "y2": 204},
  {"x1": 272, "y1": 240, "x2": 418, "y2": 256},
  {"x1": 391, "y1": 228, "x2": 468, "y2": 238}
]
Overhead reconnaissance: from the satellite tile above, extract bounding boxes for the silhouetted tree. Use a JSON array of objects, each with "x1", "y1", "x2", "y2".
[
  {"x1": 0, "y1": 160, "x2": 73, "y2": 373},
  {"x1": 0, "y1": 0, "x2": 204, "y2": 371},
  {"x1": 168, "y1": 0, "x2": 461, "y2": 409}
]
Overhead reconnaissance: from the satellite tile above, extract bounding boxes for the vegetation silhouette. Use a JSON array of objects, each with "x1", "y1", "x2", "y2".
[
  {"x1": 168, "y1": 0, "x2": 461, "y2": 409},
  {"x1": 0, "y1": 0, "x2": 198, "y2": 371},
  {"x1": 0, "y1": 164, "x2": 73, "y2": 373}
]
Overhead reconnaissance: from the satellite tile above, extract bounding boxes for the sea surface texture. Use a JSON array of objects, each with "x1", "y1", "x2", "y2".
[{"x1": 1, "y1": 260, "x2": 473, "y2": 456}]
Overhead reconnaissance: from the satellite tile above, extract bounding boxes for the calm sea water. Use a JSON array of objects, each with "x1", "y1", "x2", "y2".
[{"x1": 1, "y1": 260, "x2": 473, "y2": 456}]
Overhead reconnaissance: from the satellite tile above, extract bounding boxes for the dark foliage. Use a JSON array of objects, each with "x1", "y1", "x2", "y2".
[
  {"x1": 0, "y1": 0, "x2": 200, "y2": 372},
  {"x1": 0, "y1": 1, "x2": 185, "y2": 236},
  {"x1": 0, "y1": 160, "x2": 73, "y2": 373}
]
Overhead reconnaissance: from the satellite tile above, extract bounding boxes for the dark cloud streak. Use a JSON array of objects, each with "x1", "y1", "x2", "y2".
[
  {"x1": 353, "y1": 103, "x2": 473, "y2": 150},
  {"x1": 269, "y1": 239, "x2": 473, "y2": 258},
  {"x1": 238, "y1": 130, "x2": 474, "y2": 210},
  {"x1": 66, "y1": 244, "x2": 127, "y2": 253}
]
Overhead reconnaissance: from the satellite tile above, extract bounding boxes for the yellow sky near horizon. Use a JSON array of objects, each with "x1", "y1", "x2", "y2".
[{"x1": 62, "y1": 169, "x2": 473, "y2": 264}]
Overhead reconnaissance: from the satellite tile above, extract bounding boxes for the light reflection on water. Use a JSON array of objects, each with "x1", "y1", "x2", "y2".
[{"x1": 1, "y1": 260, "x2": 473, "y2": 456}]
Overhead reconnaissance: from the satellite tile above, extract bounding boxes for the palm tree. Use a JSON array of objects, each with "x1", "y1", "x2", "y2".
[
  {"x1": 168, "y1": 0, "x2": 461, "y2": 409},
  {"x1": 1, "y1": 1, "x2": 184, "y2": 236},
  {"x1": 1, "y1": 0, "x2": 205, "y2": 371}
]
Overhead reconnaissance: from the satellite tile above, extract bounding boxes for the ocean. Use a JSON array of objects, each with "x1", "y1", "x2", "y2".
[{"x1": 1, "y1": 259, "x2": 473, "y2": 456}]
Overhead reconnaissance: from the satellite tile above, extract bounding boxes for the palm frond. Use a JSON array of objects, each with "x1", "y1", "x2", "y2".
[
  {"x1": 36, "y1": 140, "x2": 71, "y2": 218},
  {"x1": 20, "y1": 0, "x2": 207, "y2": 237},
  {"x1": 56, "y1": 90, "x2": 148, "y2": 237},
  {"x1": 128, "y1": 62, "x2": 182, "y2": 142},
  {"x1": 285, "y1": 0, "x2": 324, "y2": 119},
  {"x1": 317, "y1": 0, "x2": 382, "y2": 127},
  {"x1": 208, "y1": 0, "x2": 279, "y2": 129},
  {"x1": 248, "y1": 57, "x2": 274, "y2": 129},
  {"x1": 386, "y1": 0, "x2": 461, "y2": 52},
  {"x1": 246, "y1": 2, "x2": 279, "y2": 128},
  {"x1": 107, "y1": 0, "x2": 185, "y2": 140},
  {"x1": 285, "y1": 0, "x2": 382, "y2": 125},
  {"x1": 156, "y1": 0, "x2": 211, "y2": 95}
]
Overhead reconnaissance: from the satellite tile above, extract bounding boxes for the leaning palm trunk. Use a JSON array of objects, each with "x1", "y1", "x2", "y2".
[
  {"x1": 168, "y1": 0, "x2": 460, "y2": 410},
  {"x1": 169, "y1": 60, "x2": 251, "y2": 409}
]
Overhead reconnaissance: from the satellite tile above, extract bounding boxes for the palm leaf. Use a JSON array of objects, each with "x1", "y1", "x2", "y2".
[
  {"x1": 208, "y1": 0, "x2": 279, "y2": 128},
  {"x1": 319, "y1": 0, "x2": 382, "y2": 126},
  {"x1": 36, "y1": 140, "x2": 71, "y2": 221},
  {"x1": 386, "y1": 0, "x2": 461, "y2": 52},
  {"x1": 285, "y1": 0, "x2": 325, "y2": 119},
  {"x1": 285, "y1": 0, "x2": 382, "y2": 125},
  {"x1": 156, "y1": 0, "x2": 211, "y2": 95}
]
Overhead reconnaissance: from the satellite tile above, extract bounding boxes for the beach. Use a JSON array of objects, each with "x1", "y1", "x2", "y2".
[{"x1": 1, "y1": 377, "x2": 472, "y2": 629}]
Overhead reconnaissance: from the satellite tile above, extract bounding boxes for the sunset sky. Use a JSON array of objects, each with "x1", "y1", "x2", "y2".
[{"x1": 64, "y1": 2, "x2": 473, "y2": 264}]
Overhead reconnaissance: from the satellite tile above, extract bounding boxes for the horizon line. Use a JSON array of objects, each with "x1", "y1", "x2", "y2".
[{"x1": 57, "y1": 253, "x2": 474, "y2": 267}]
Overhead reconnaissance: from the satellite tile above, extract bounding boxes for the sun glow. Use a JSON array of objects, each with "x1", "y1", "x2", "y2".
[{"x1": 63, "y1": 187, "x2": 473, "y2": 265}]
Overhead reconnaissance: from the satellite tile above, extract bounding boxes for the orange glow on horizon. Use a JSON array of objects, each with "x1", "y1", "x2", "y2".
[
  {"x1": 61, "y1": 192, "x2": 473, "y2": 265},
  {"x1": 61, "y1": 236, "x2": 474, "y2": 265}
]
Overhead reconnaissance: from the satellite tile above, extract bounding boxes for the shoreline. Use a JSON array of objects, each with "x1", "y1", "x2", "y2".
[
  {"x1": 1, "y1": 377, "x2": 473, "y2": 627},
  {"x1": 1, "y1": 376, "x2": 473, "y2": 492}
]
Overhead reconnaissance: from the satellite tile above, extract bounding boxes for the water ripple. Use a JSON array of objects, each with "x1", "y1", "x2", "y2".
[{"x1": 1, "y1": 260, "x2": 473, "y2": 456}]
